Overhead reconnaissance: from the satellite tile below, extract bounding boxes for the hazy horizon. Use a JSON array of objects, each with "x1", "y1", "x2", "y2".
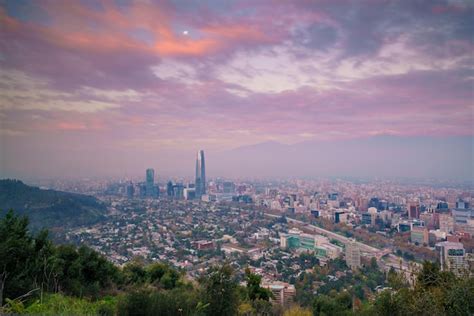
[
  {"x1": 2, "y1": 135, "x2": 472, "y2": 182},
  {"x1": 1, "y1": 1, "x2": 473, "y2": 181}
]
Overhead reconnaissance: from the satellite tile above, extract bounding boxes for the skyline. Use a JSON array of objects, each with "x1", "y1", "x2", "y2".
[{"x1": 0, "y1": 0, "x2": 473, "y2": 180}]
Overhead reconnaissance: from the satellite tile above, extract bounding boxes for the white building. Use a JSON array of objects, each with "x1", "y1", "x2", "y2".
[
  {"x1": 345, "y1": 240, "x2": 361, "y2": 269},
  {"x1": 436, "y1": 241, "x2": 469, "y2": 276}
]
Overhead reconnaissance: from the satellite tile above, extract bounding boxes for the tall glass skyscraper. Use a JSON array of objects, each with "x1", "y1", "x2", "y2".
[
  {"x1": 146, "y1": 168, "x2": 155, "y2": 198},
  {"x1": 195, "y1": 150, "x2": 206, "y2": 197}
]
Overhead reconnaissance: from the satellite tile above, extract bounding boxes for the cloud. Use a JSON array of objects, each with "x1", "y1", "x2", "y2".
[
  {"x1": 0, "y1": 70, "x2": 128, "y2": 112},
  {"x1": 0, "y1": 0, "x2": 472, "y2": 178}
]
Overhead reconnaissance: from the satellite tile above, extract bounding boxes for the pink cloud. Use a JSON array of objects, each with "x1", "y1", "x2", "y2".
[{"x1": 57, "y1": 122, "x2": 87, "y2": 131}]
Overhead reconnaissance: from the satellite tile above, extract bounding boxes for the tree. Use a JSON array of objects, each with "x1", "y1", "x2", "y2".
[
  {"x1": 251, "y1": 299, "x2": 273, "y2": 315},
  {"x1": 283, "y1": 305, "x2": 312, "y2": 316},
  {"x1": 386, "y1": 268, "x2": 408, "y2": 290},
  {"x1": 202, "y1": 264, "x2": 240, "y2": 316},
  {"x1": 444, "y1": 276, "x2": 474, "y2": 315},
  {"x1": 159, "y1": 269, "x2": 180, "y2": 290},
  {"x1": 238, "y1": 302, "x2": 253, "y2": 316},
  {"x1": 0, "y1": 210, "x2": 47, "y2": 305},
  {"x1": 245, "y1": 268, "x2": 272, "y2": 301},
  {"x1": 312, "y1": 295, "x2": 338, "y2": 316},
  {"x1": 53, "y1": 244, "x2": 119, "y2": 297},
  {"x1": 416, "y1": 261, "x2": 442, "y2": 289},
  {"x1": 123, "y1": 259, "x2": 148, "y2": 285},
  {"x1": 373, "y1": 289, "x2": 408, "y2": 316}
]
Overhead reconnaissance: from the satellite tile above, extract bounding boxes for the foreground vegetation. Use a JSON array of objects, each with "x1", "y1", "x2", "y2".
[{"x1": 1, "y1": 209, "x2": 473, "y2": 315}]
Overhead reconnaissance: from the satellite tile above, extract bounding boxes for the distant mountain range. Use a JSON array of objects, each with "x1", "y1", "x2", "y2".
[
  {"x1": 0, "y1": 179, "x2": 106, "y2": 231},
  {"x1": 210, "y1": 135, "x2": 473, "y2": 180}
]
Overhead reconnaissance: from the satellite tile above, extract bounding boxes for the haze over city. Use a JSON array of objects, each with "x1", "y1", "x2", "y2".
[{"x1": 1, "y1": 0, "x2": 473, "y2": 180}]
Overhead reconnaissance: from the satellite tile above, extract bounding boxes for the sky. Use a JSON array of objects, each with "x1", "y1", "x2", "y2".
[{"x1": 0, "y1": 0, "x2": 473, "y2": 180}]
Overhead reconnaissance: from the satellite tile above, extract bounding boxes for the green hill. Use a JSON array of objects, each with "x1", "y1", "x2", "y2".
[{"x1": 0, "y1": 179, "x2": 106, "y2": 230}]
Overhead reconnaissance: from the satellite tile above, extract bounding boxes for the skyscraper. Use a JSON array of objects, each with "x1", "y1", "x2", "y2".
[
  {"x1": 146, "y1": 168, "x2": 155, "y2": 198},
  {"x1": 126, "y1": 181, "x2": 135, "y2": 199},
  {"x1": 195, "y1": 150, "x2": 206, "y2": 197},
  {"x1": 166, "y1": 181, "x2": 174, "y2": 198}
]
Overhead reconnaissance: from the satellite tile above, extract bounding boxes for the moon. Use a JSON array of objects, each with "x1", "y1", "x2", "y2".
[{"x1": 183, "y1": 30, "x2": 189, "y2": 35}]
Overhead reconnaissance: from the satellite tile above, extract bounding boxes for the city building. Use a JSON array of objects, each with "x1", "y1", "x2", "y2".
[
  {"x1": 173, "y1": 183, "x2": 184, "y2": 199},
  {"x1": 280, "y1": 232, "x2": 342, "y2": 259},
  {"x1": 145, "y1": 168, "x2": 158, "y2": 198},
  {"x1": 453, "y1": 208, "x2": 474, "y2": 225},
  {"x1": 439, "y1": 213, "x2": 454, "y2": 233},
  {"x1": 126, "y1": 182, "x2": 134, "y2": 199},
  {"x1": 192, "y1": 240, "x2": 214, "y2": 250},
  {"x1": 411, "y1": 226, "x2": 429, "y2": 245},
  {"x1": 139, "y1": 183, "x2": 147, "y2": 198},
  {"x1": 436, "y1": 241, "x2": 469, "y2": 276},
  {"x1": 408, "y1": 203, "x2": 420, "y2": 219},
  {"x1": 361, "y1": 213, "x2": 373, "y2": 226},
  {"x1": 195, "y1": 150, "x2": 206, "y2": 198},
  {"x1": 223, "y1": 181, "x2": 235, "y2": 193},
  {"x1": 184, "y1": 187, "x2": 196, "y2": 200},
  {"x1": 345, "y1": 240, "x2": 361, "y2": 269},
  {"x1": 397, "y1": 221, "x2": 411, "y2": 232},
  {"x1": 262, "y1": 281, "x2": 296, "y2": 306},
  {"x1": 201, "y1": 194, "x2": 217, "y2": 202},
  {"x1": 166, "y1": 181, "x2": 173, "y2": 197}
]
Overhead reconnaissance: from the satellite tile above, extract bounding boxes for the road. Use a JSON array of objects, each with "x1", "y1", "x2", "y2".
[
  {"x1": 264, "y1": 213, "x2": 380, "y2": 254},
  {"x1": 264, "y1": 212, "x2": 420, "y2": 283}
]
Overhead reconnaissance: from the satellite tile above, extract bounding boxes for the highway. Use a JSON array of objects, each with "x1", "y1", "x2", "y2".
[{"x1": 264, "y1": 213, "x2": 380, "y2": 254}]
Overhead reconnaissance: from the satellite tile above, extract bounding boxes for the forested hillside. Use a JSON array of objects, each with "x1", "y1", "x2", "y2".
[{"x1": 0, "y1": 179, "x2": 106, "y2": 230}]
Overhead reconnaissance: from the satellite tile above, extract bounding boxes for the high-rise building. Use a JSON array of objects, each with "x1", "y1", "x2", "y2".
[
  {"x1": 408, "y1": 203, "x2": 420, "y2": 219},
  {"x1": 173, "y1": 183, "x2": 184, "y2": 199},
  {"x1": 195, "y1": 150, "x2": 206, "y2": 197},
  {"x1": 167, "y1": 181, "x2": 174, "y2": 197},
  {"x1": 436, "y1": 241, "x2": 469, "y2": 276},
  {"x1": 184, "y1": 187, "x2": 196, "y2": 200},
  {"x1": 145, "y1": 168, "x2": 158, "y2": 198},
  {"x1": 139, "y1": 183, "x2": 147, "y2": 198},
  {"x1": 126, "y1": 182, "x2": 135, "y2": 199},
  {"x1": 453, "y1": 207, "x2": 474, "y2": 225},
  {"x1": 439, "y1": 213, "x2": 454, "y2": 233},
  {"x1": 411, "y1": 226, "x2": 429, "y2": 245},
  {"x1": 262, "y1": 281, "x2": 296, "y2": 306},
  {"x1": 345, "y1": 240, "x2": 361, "y2": 269}
]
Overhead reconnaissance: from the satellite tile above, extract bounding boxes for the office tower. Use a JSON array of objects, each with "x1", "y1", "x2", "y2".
[
  {"x1": 173, "y1": 183, "x2": 184, "y2": 199},
  {"x1": 439, "y1": 214, "x2": 454, "y2": 233},
  {"x1": 153, "y1": 184, "x2": 160, "y2": 198},
  {"x1": 437, "y1": 202, "x2": 449, "y2": 211},
  {"x1": 145, "y1": 168, "x2": 158, "y2": 198},
  {"x1": 436, "y1": 241, "x2": 468, "y2": 276},
  {"x1": 408, "y1": 203, "x2": 420, "y2": 219},
  {"x1": 345, "y1": 240, "x2": 361, "y2": 269},
  {"x1": 139, "y1": 183, "x2": 147, "y2": 198},
  {"x1": 126, "y1": 182, "x2": 134, "y2": 199},
  {"x1": 452, "y1": 205, "x2": 474, "y2": 225},
  {"x1": 184, "y1": 187, "x2": 196, "y2": 200},
  {"x1": 456, "y1": 200, "x2": 470, "y2": 209},
  {"x1": 167, "y1": 181, "x2": 174, "y2": 197},
  {"x1": 195, "y1": 150, "x2": 206, "y2": 197},
  {"x1": 368, "y1": 197, "x2": 380, "y2": 209}
]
